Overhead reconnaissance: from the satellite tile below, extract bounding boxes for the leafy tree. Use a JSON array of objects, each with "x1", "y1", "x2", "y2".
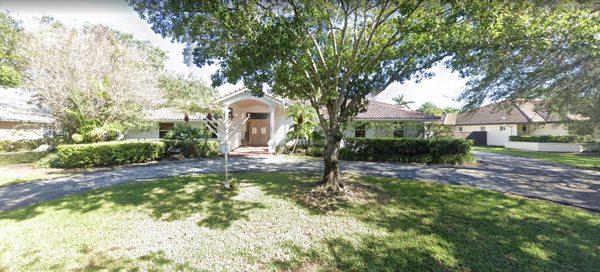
[
  {"x1": 452, "y1": 1, "x2": 599, "y2": 128},
  {"x1": 18, "y1": 20, "x2": 166, "y2": 140},
  {"x1": 417, "y1": 102, "x2": 458, "y2": 116},
  {"x1": 442, "y1": 107, "x2": 459, "y2": 114},
  {"x1": 392, "y1": 94, "x2": 415, "y2": 109},
  {"x1": 159, "y1": 74, "x2": 216, "y2": 156},
  {"x1": 416, "y1": 102, "x2": 443, "y2": 116},
  {"x1": 392, "y1": 95, "x2": 414, "y2": 109},
  {"x1": 286, "y1": 103, "x2": 318, "y2": 153},
  {"x1": 129, "y1": 0, "x2": 597, "y2": 191},
  {"x1": 0, "y1": 11, "x2": 23, "y2": 87}
]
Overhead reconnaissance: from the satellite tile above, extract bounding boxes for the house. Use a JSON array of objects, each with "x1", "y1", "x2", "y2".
[
  {"x1": 127, "y1": 88, "x2": 440, "y2": 153},
  {"x1": 125, "y1": 108, "x2": 208, "y2": 139},
  {"x1": 0, "y1": 88, "x2": 54, "y2": 141},
  {"x1": 441, "y1": 101, "x2": 571, "y2": 146},
  {"x1": 343, "y1": 100, "x2": 440, "y2": 138}
]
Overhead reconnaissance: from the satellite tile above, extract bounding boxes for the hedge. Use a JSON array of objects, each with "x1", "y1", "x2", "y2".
[
  {"x1": 340, "y1": 137, "x2": 473, "y2": 164},
  {"x1": 162, "y1": 139, "x2": 220, "y2": 158},
  {"x1": 54, "y1": 141, "x2": 165, "y2": 168},
  {"x1": 508, "y1": 135, "x2": 594, "y2": 143}
]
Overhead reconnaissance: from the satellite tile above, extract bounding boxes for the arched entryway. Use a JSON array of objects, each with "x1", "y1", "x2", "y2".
[
  {"x1": 214, "y1": 88, "x2": 287, "y2": 154},
  {"x1": 229, "y1": 99, "x2": 271, "y2": 147}
]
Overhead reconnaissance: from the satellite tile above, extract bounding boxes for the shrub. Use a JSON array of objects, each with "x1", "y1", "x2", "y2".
[
  {"x1": 0, "y1": 139, "x2": 49, "y2": 152},
  {"x1": 162, "y1": 139, "x2": 220, "y2": 158},
  {"x1": 306, "y1": 146, "x2": 324, "y2": 157},
  {"x1": 54, "y1": 140, "x2": 165, "y2": 168},
  {"x1": 340, "y1": 137, "x2": 473, "y2": 164},
  {"x1": 509, "y1": 135, "x2": 594, "y2": 143}
]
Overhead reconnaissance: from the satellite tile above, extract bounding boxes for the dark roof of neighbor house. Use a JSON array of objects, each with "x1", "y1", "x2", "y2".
[
  {"x1": 356, "y1": 101, "x2": 440, "y2": 121},
  {"x1": 0, "y1": 88, "x2": 53, "y2": 124},
  {"x1": 441, "y1": 101, "x2": 564, "y2": 126}
]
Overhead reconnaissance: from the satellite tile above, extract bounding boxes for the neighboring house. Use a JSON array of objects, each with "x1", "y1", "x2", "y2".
[
  {"x1": 343, "y1": 100, "x2": 440, "y2": 138},
  {"x1": 0, "y1": 88, "x2": 54, "y2": 141},
  {"x1": 441, "y1": 101, "x2": 571, "y2": 146},
  {"x1": 127, "y1": 88, "x2": 440, "y2": 153}
]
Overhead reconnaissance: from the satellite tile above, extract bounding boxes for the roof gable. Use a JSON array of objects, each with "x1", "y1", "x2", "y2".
[{"x1": 443, "y1": 100, "x2": 566, "y2": 125}]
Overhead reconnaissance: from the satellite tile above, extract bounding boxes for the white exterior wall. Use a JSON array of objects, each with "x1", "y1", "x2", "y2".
[
  {"x1": 529, "y1": 123, "x2": 570, "y2": 136},
  {"x1": 451, "y1": 123, "x2": 572, "y2": 146},
  {"x1": 451, "y1": 124, "x2": 518, "y2": 146},
  {"x1": 505, "y1": 141, "x2": 585, "y2": 153},
  {"x1": 124, "y1": 120, "x2": 205, "y2": 140},
  {"x1": 0, "y1": 121, "x2": 46, "y2": 141}
]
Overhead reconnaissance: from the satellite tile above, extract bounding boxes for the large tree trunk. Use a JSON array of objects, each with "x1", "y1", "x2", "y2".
[{"x1": 320, "y1": 137, "x2": 343, "y2": 191}]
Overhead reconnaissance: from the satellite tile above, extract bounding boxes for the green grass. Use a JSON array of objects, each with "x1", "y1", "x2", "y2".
[
  {"x1": 0, "y1": 173, "x2": 598, "y2": 271},
  {"x1": 473, "y1": 146, "x2": 600, "y2": 170},
  {"x1": 0, "y1": 151, "x2": 47, "y2": 167},
  {"x1": 0, "y1": 151, "x2": 77, "y2": 188}
]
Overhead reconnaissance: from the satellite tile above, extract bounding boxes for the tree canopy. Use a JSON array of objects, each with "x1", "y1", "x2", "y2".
[
  {"x1": 392, "y1": 94, "x2": 414, "y2": 109},
  {"x1": 129, "y1": 0, "x2": 598, "y2": 189},
  {"x1": 159, "y1": 73, "x2": 216, "y2": 120},
  {"x1": 19, "y1": 20, "x2": 167, "y2": 139},
  {"x1": 416, "y1": 102, "x2": 457, "y2": 116},
  {"x1": 0, "y1": 11, "x2": 23, "y2": 88}
]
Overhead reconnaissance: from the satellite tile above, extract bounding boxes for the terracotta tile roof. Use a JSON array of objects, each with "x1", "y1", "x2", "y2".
[
  {"x1": 356, "y1": 101, "x2": 440, "y2": 121},
  {"x1": 442, "y1": 101, "x2": 566, "y2": 125}
]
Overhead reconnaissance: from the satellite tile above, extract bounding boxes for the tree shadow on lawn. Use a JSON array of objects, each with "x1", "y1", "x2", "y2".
[
  {"x1": 1, "y1": 172, "x2": 598, "y2": 271},
  {"x1": 42, "y1": 246, "x2": 195, "y2": 272},
  {"x1": 246, "y1": 174, "x2": 600, "y2": 271},
  {"x1": 0, "y1": 175, "x2": 265, "y2": 230}
]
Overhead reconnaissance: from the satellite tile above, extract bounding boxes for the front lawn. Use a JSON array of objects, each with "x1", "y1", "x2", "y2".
[
  {"x1": 473, "y1": 146, "x2": 600, "y2": 170},
  {"x1": 0, "y1": 173, "x2": 598, "y2": 271},
  {"x1": 0, "y1": 151, "x2": 81, "y2": 188},
  {"x1": 0, "y1": 151, "x2": 47, "y2": 167}
]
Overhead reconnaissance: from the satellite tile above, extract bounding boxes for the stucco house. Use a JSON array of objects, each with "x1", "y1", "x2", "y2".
[
  {"x1": 441, "y1": 101, "x2": 572, "y2": 146},
  {"x1": 127, "y1": 88, "x2": 440, "y2": 153},
  {"x1": 0, "y1": 88, "x2": 54, "y2": 141}
]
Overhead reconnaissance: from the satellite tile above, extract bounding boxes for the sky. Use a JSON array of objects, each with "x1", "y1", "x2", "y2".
[{"x1": 1, "y1": 0, "x2": 468, "y2": 109}]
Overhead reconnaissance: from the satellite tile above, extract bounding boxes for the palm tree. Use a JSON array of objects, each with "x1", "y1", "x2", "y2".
[
  {"x1": 286, "y1": 103, "x2": 318, "y2": 153},
  {"x1": 392, "y1": 94, "x2": 414, "y2": 109},
  {"x1": 160, "y1": 74, "x2": 216, "y2": 157}
]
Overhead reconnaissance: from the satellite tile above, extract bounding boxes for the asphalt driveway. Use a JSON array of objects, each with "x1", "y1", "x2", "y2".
[{"x1": 1, "y1": 151, "x2": 599, "y2": 211}]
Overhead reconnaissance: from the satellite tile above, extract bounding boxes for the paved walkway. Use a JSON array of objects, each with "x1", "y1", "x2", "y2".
[{"x1": 1, "y1": 151, "x2": 599, "y2": 211}]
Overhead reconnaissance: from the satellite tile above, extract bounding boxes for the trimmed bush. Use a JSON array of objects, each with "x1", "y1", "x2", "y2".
[
  {"x1": 54, "y1": 141, "x2": 165, "y2": 168},
  {"x1": 162, "y1": 139, "x2": 220, "y2": 158},
  {"x1": 340, "y1": 137, "x2": 473, "y2": 164},
  {"x1": 509, "y1": 135, "x2": 593, "y2": 143}
]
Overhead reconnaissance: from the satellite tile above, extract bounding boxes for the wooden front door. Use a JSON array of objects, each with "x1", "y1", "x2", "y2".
[{"x1": 247, "y1": 120, "x2": 269, "y2": 146}]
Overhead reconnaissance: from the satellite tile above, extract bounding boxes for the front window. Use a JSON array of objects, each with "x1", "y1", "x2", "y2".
[
  {"x1": 158, "y1": 122, "x2": 174, "y2": 138},
  {"x1": 522, "y1": 125, "x2": 527, "y2": 132},
  {"x1": 500, "y1": 126, "x2": 506, "y2": 131},
  {"x1": 354, "y1": 124, "x2": 366, "y2": 138},
  {"x1": 458, "y1": 127, "x2": 463, "y2": 132}
]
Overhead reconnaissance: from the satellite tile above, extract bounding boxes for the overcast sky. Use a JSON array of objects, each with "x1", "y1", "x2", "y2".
[{"x1": 1, "y1": 0, "x2": 467, "y2": 109}]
